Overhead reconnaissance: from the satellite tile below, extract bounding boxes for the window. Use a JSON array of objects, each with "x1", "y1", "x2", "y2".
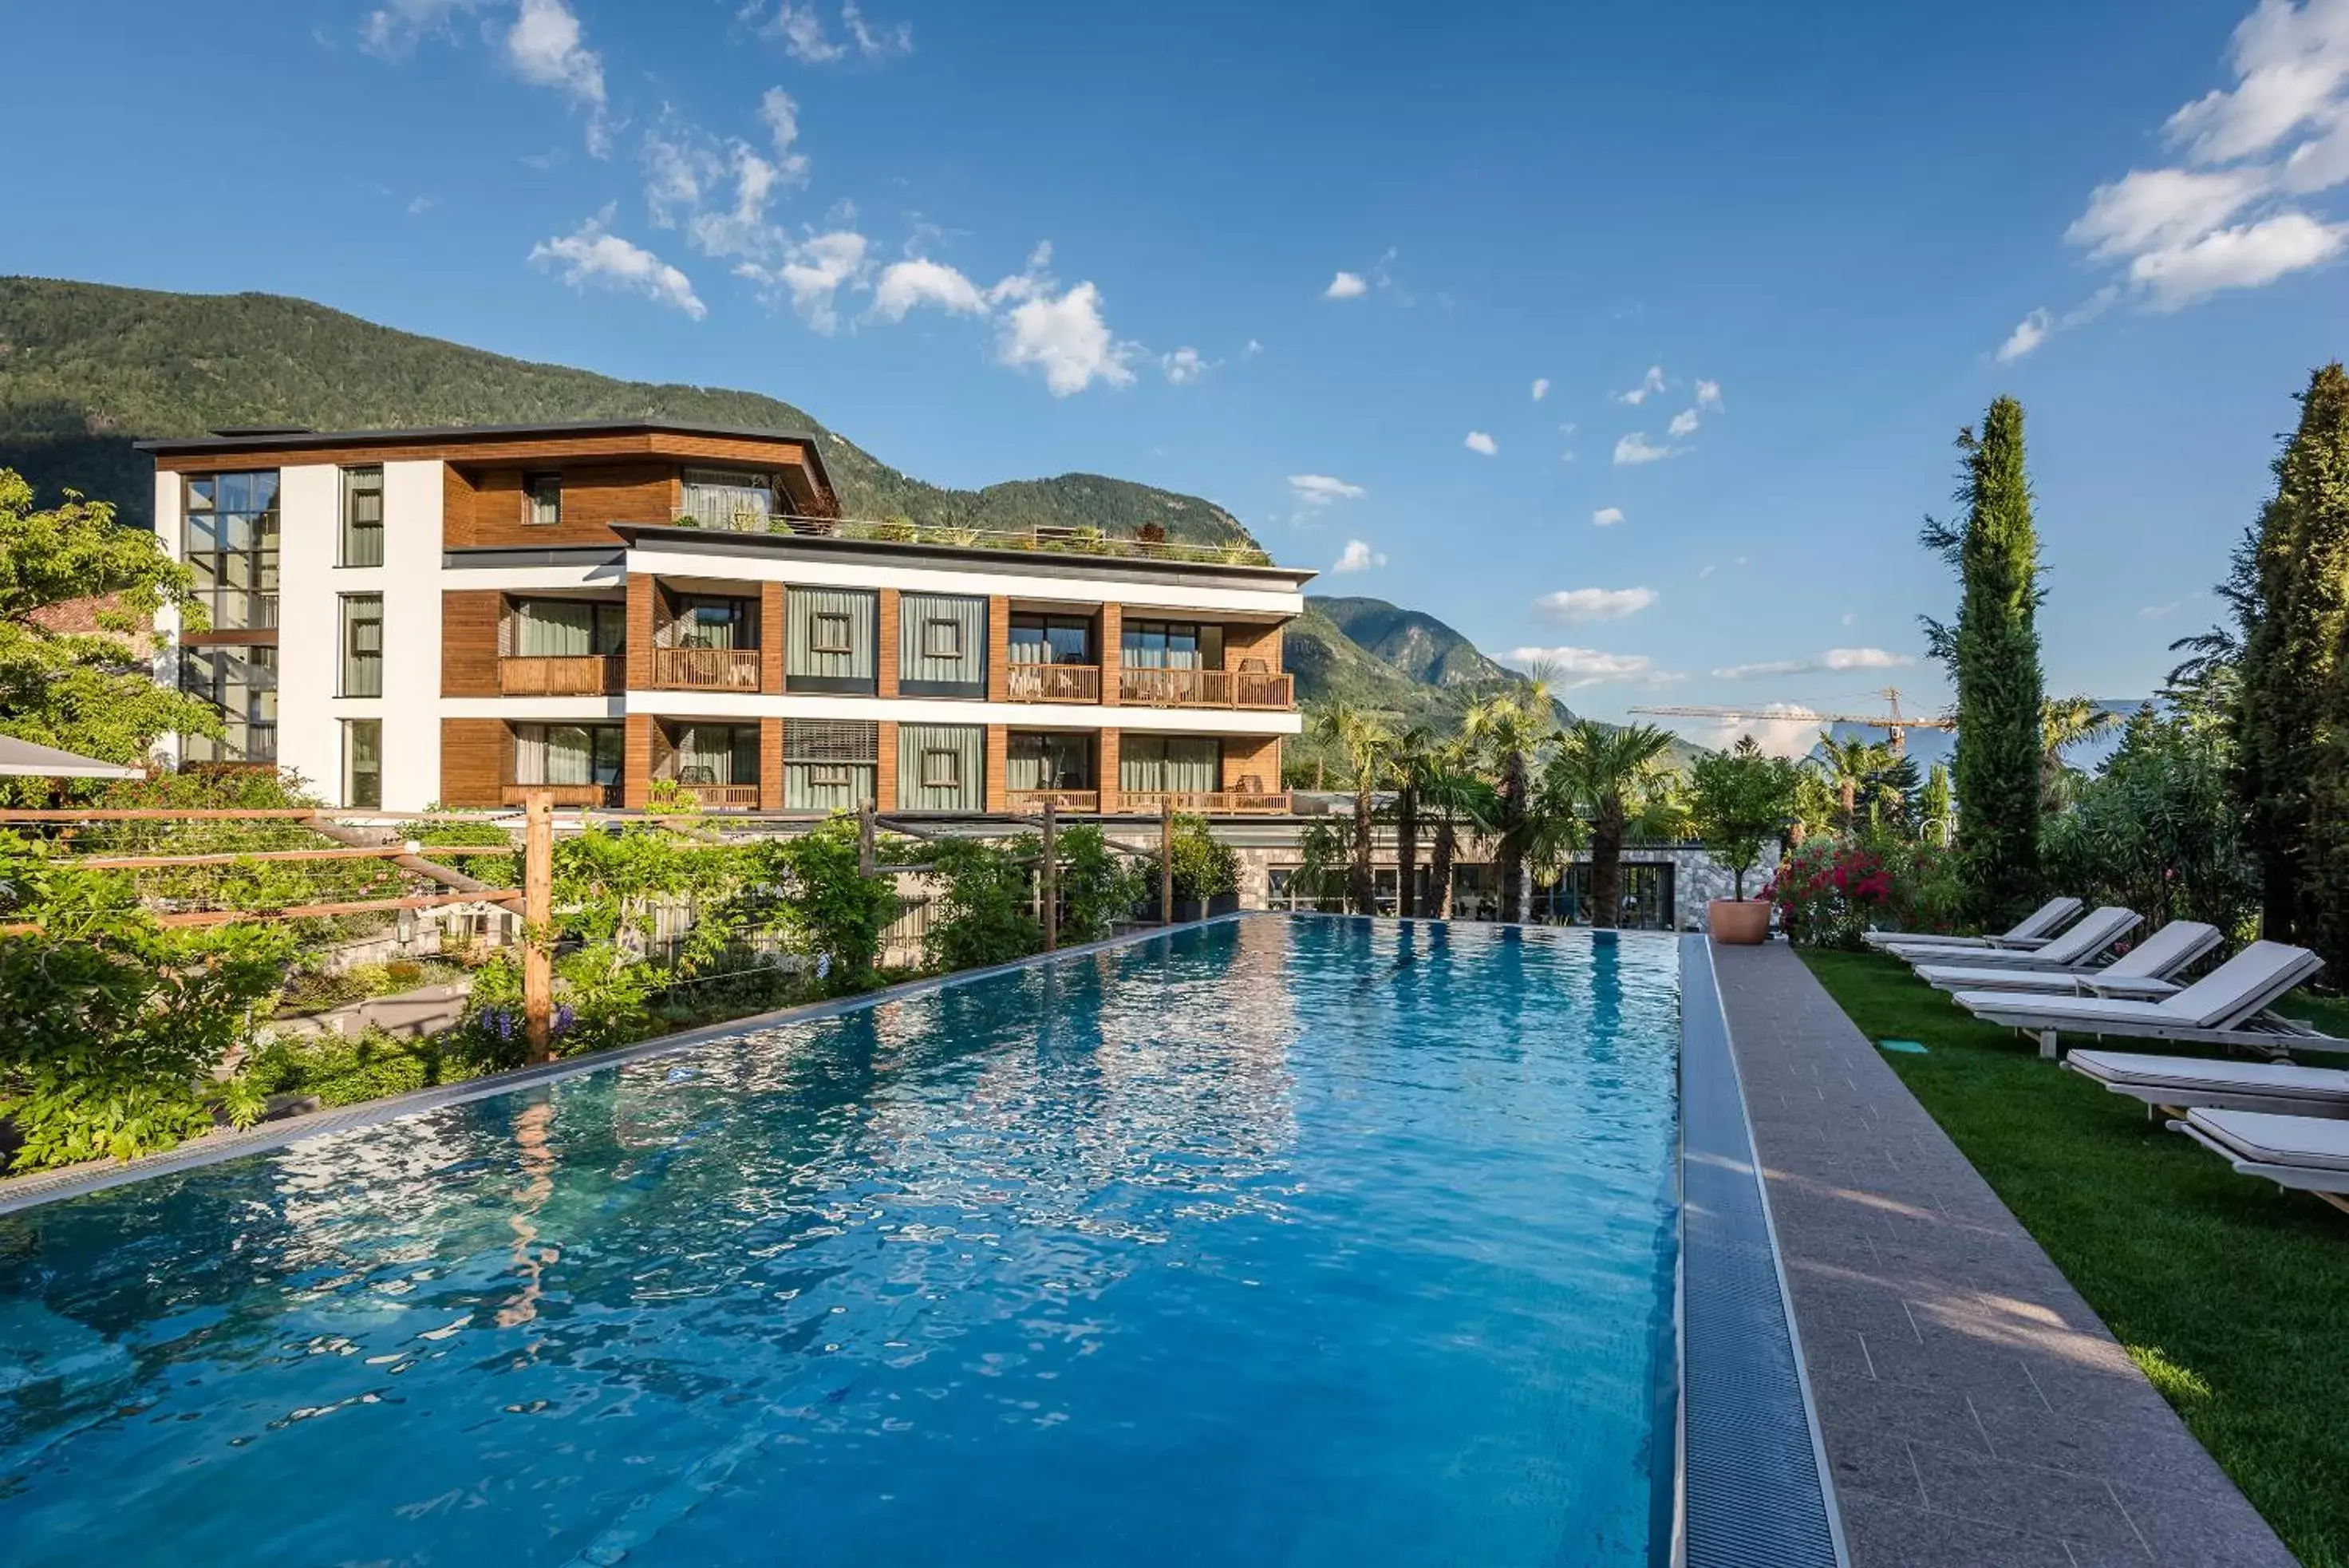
[
  {"x1": 513, "y1": 723, "x2": 623, "y2": 786},
  {"x1": 811, "y1": 613, "x2": 852, "y2": 654},
  {"x1": 661, "y1": 723, "x2": 760, "y2": 788},
  {"x1": 921, "y1": 618, "x2": 962, "y2": 659},
  {"x1": 1121, "y1": 620, "x2": 1223, "y2": 670},
  {"x1": 340, "y1": 466, "x2": 385, "y2": 567},
  {"x1": 787, "y1": 588, "x2": 877, "y2": 693},
  {"x1": 898, "y1": 592, "x2": 987, "y2": 697},
  {"x1": 343, "y1": 720, "x2": 383, "y2": 808},
  {"x1": 340, "y1": 594, "x2": 385, "y2": 697},
  {"x1": 1007, "y1": 732, "x2": 1092, "y2": 792},
  {"x1": 1118, "y1": 734, "x2": 1221, "y2": 796},
  {"x1": 525, "y1": 472, "x2": 562, "y2": 526},
  {"x1": 669, "y1": 595, "x2": 754, "y2": 650},
  {"x1": 1009, "y1": 614, "x2": 1092, "y2": 665},
  {"x1": 784, "y1": 719, "x2": 877, "y2": 810},
  {"x1": 182, "y1": 471, "x2": 280, "y2": 630},
  {"x1": 180, "y1": 644, "x2": 278, "y2": 763},
  {"x1": 511, "y1": 598, "x2": 625, "y2": 656},
  {"x1": 896, "y1": 723, "x2": 985, "y2": 812},
  {"x1": 680, "y1": 468, "x2": 776, "y2": 530}
]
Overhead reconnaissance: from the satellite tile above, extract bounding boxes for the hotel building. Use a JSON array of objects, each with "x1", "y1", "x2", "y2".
[{"x1": 140, "y1": 420, "x2": 1309, "y2": 816}]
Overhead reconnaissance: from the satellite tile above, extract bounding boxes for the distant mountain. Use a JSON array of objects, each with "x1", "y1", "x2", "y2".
[
  {"x1": 0, "y1": 277, "x2": 1253, "y2": 547},
  {"x1": 1310, "y1": 595, "x2": 1516, "y2": 688}
]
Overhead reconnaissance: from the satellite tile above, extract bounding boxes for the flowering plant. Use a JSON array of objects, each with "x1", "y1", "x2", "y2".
[{"x1": 1762, "y1": 839, "x2": 1936, "y2": 949}]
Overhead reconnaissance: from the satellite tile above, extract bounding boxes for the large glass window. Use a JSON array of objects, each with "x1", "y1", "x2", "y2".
[
  {"x1": 1120, "y1": 620, "x2": 1223, "y2": 671},
  {"x1": 896, "y1": 723, "x2": 985, "y2": 812},
  {"x1": 525, "y1": 472, "x2": 563, "y2": 527},
  {"x1": 898, "y1": 592, "x2": 987, "y2": 697},
  {"x1": 340, "y1": 466, "x2": 385, "y2": 567},
  {"x1": 513, "y1": 724, "x2": 622, "y2": 786},
  {"x1": 784, "y1": 720, "x2": 877, "y2": 811},
  {"x1": 1009, "y1": 614, "x2": 1092, "y2": 665},
  {"x1": 183, "y1": 471, "x2": 280, "y2": 630},
  {"x1": 679, "y1": 468, "x2": 776, "y2": 530},
  {"x1": 1118, "y1": 734, "x2": 1221, "y2": 795},
  {"x1": 511, "y1": 598, "x2": 625, "y2": 656},
  {"x1": 661, "y1": 723, "x2": 760, "y2": 787},
  {"x1": 343, "y1": 719, "x2": 382, "y2": 808},
  {"x1": 786, "y1": 587, "x2": 877, "y2": 693},
  {"x1": 180, "y1": 645, "x2": 278, "y2": 763},
  {"x1": 1007, "y1": 732, "x2": 1092, "y2": 792},
  {"x1": 668, "y1": 594, "x2": 756, "y2": 650},
  {"x1": 340, "y1": 594, "x2": 384, "y2": 697}
]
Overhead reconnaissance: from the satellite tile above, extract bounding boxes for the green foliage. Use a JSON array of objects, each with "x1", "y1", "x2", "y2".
[
  {"x1": 0, "y1": 839, "x2": 293, "y2": 1169},
  {"x1": 1764, "y1": 839, "x2": 1919, "y2": 948},
  {"x1": 1290, "y1": 820, "x2": 1352, "y2": 910},
  {"x1": 922, "y1": 836, "x2": 1041, "y2": 970},
  {"x1": 1691, "y1": 737, "x2": 1798, "y2": 899},
  {"x1": 1542, "y1": 719, "x2": 1679, "y2": 930},
  {"x1": 250, "y1": 1025, "x2": 468, "y2": 1108},
  {"x1": 1168, "y1": 814, "x2": 1239, "y2": 902},
  {"x1": 1052, "y1": 822, "x2": 1144, "y2": 942},
  {"x1": 0, "y1": 468, "x2": 220, "y2": 788},
  {"x1": 746, "y1": 815, "x2": 901, "y2": 993},
  {"x1": 1924, "y1": 396, "x2": 2046, "y2": 926},
  {"x1": 2044, "y1": 705, "x2": 2258, "y2": 938}
]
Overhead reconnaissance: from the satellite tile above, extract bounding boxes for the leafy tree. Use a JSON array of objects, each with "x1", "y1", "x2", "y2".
[
  {"x1": 1545, "y1": 721, "x2": 1676, "y2": 929},
  {"x1": 1811, "y1": 734, "x2": 1898, "y2": 834},
  {"x1": 1922, "y1": 397, "x2": 2046, "y2": 926},
  {"x1": 1313, "y1": 701, "x2": 1392, "y2": 914},
  {"x1": 2041, "y1": 694, "x2": 2119, "y2": 814},
  {"x1": 0, "y1": 469, "x2": 220, "y2": 782},
  {"x1": 1052, "y1": 823, "x2": 1143, "y2": 942},
  {"x1": 923, "y1": 837, "x2": 1041, "y2": 970},
  {"x1": 1167, "y1": 814, "x2": 1239, "y2": 902},
  {"x1": 2043, "y1": 705, "x2": 2256, "y2": 937},
  {"x1": 751, "y1": 815, "x2": 902, "y2": 992},
  {"x1": 2236, "y1": 363, "x2": 2349, "y2": 951},
  {"x1": 1691, "y1": 737, "x2": 1797, "y2": 899},
  {"x1": 1917, "y1": 762, "x2": 1955, "y2": 847}
]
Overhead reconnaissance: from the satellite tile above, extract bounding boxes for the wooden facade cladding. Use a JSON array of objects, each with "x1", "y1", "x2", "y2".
[
  {"x1": 1222, "y1": 734, "x2": 1283, "y2": 794},
  {"x1": 1099, "y1": 603, "x2": 1123, "y2": 707},
  {"x1": 623, "y1": 714, "x2": 653, "y2": 811},
  {"x1": 875, "y1": 590, "x2": 901, "y2": 699},
  {"x1": 448, "y1": 463, "x2": 674, "y2": 550},
  {"x1": 984, "y1": 725, "x2": 1009, "y2": 812},
  {"x1": 985, "y1": 596, "x2": 1011, "y2": 703},
  {"x1": 760, "y1": 718, "x2": 785, "y2": 812},
  {"x1": 440, "y1": 719, "x2": 512, "y2": 808},
  {"x1": 1226, "y1": 622, "x2": 1283, "y2": 676},
  {"x1": 1097, "y1": 728, "x2": 1121, "y2": 812},
  {"x1": 760, "y1": 583, "x2": 786, "y2": 695},
  {"x1": 441, "y1": 590, "x2": 504, "y2": 697},
  {"x1": 874, "y1": 720, "x2": 898, "y2": 808},
  {"x1": 626, "y1": 576, "x2": 656, "y2": 690}
]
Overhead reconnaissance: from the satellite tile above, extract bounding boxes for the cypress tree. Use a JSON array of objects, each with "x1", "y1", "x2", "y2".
[
  {"x1": 2245, "y1": 364, "x2": 2349, "y2": 953},
  {"x1": 1929, "y1": 397, "x2": 2045, "y2": 926}
]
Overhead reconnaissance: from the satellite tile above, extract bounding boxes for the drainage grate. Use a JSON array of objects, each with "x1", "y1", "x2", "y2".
[{"x1": 1678, "y1": 935, "x2": 1846, "y2": 1568}]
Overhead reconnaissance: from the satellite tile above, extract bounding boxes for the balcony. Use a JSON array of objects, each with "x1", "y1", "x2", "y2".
[
  {"x1": 501, "y1": 783, "x2": 621, "y2": 808},
  {"x1": 1008, "y1": 788, "x2": 1102, "y2": 814},
  {"x1": 1005, "y1": 664, "x2": 1102, "y2": 703},
  {"x1": 499, "y1": 655, "x2": 625, "y2": 696},
  {"x1": 1118, "y1": 788, "x2": 1292, "y2": 815},
  {"x1": 661, "y1": 782, "x2": 760, "y2": 810},
  {"x1": 652, "y1": 647, "x2": 763, "y2": 691},
  {"x1": 1116, "y1": 668, "x2": 1293, "y2": 710}
]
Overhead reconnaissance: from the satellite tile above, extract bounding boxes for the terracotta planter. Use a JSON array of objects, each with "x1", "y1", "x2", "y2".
[{"x1": 1708, "y1": 898, "x2": 1772, "y2": 945}]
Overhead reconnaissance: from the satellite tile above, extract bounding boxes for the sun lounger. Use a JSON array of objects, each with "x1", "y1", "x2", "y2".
[
  {"x1": 2067, "y1": 1049, "x2": 2349, "y2": 1118},
  {"x1": 1890, "y1": 906, "x2": 2138, "y2": 972},
  {"x1": 1914, "y1": 920, "x2": 2221, "y2": 997},
  {"x1": 1953, "y1": 940, "x2": 2331, "y2": 1060},
  {"x1": 1861, "y1": 896, "x2": 2080, "y2": 953},
  {"x1": 2173, "y1": 1108, "x2": 2349, "y2": 1215}
]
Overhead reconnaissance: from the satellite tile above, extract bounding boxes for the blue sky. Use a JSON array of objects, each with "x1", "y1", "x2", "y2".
[{"x1": 6, "y1": 0, "x2": 2348, "y2": 746}]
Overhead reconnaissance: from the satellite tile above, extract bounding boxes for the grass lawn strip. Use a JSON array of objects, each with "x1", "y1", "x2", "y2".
[{"x1": 1799, "y1": 949, "x2": 2349, "y2": 1568}]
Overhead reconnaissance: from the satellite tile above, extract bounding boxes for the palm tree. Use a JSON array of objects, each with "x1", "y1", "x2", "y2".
[
  {"x1": 1463, "y1": 673, "x2": 1557, "y2": 922},
  {"x1": 1547, "y1": 721, "x2": 1677, "y2": 929},
  {"x1": 2042, "y1": 694, "x2": 2118, "y2": 814},
  {"x1": 1387, "y1": 724, "x2": 1439, "y2": 917},
  {"x1": 1419, "y1": 756, "x2": 1498, "y2": 918},
  {"x1": 1812, "y1": 733, "x2": 1897, "y2": 833},
  {"x1": 1313, "y1": 701, "x2": 1392, "y2": 914}
]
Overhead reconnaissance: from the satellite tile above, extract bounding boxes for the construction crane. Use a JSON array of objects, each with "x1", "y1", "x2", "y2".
[{"x1": 1629, "y1": 687, "x2": 1954, "y2": 755}]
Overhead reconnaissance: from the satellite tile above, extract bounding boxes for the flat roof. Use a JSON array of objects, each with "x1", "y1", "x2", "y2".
[
  {"x1": 136, "y1": 415, "x2": 826, "y2": 460},
  {"x1": 608, "y1": 521, "x2": 1318, "y2": 587}
]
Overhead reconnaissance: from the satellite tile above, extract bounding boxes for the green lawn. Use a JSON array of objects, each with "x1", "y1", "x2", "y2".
[{"x1": 1799, "y1": 949, "x2": 2349, "y2": 1568}]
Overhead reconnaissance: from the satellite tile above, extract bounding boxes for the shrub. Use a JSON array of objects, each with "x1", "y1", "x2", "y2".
[
  {"x1": 924, "y1": 836, "x2": 1040, "y2": 970},
  {"x1": 1169, "y1": 815, "x2": 1238, "y2": 902},
  {"x1": 744, "y1": 816, "x2": 902, "y2": 993},
  {"x1": 1764, "y1": 839, "x2": 1905, "y2": 949},
  {"x1": 1054, "y1": 823, "x2": 1146, "y2": 942},
  {"x1": 250, "y1": 1025, "x2": 468, "y2": 1109}
]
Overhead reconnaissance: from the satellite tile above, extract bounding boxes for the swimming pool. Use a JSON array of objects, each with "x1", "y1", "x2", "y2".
[{"x1": 0, "y1": 916, "x2": 1683, "y2": 1566}]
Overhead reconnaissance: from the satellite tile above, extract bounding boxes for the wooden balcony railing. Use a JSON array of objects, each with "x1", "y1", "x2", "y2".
[
  {"x1": 661, "y1": 781, "x2": 761, "y2": 809},
  {"x1": 651, "y1": 647, "x2": 763, "y2": 690},
  {"x1": 1117, "y1": 668, "x2": 1294, "y2": 710},
  {"x1": 1005, "y1": 663, "x2": 1102, "y2": 703},
  {"x1": 1117, "y1": 789, "x2": 1292, "y2": 815},
  {"x1": 499, "y1": 654, "x2": 624, "y2": 696},
  {"x1": 501, "y1": 783, "x2": 621, "y2": 808},
  {"x1": 1008, "y1": 788, "x2": 1102, "y2": 814}
]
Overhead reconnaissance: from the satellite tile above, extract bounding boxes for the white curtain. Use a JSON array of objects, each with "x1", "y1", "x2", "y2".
[
  {"x1": 515, "y1": 600, "x2": 594, "y2": 656},
  {"x1": 515, "y1": 724, "x2": 617, "y2": 784},
  {"x1": 898, "y1": 593, "x2": 988, "y2": 689},
  {"x1": 1119, "y1": 735, "x2": 1218, "y2": 793},
  {"x1": 1007, "y1": 733, "x2": 1088, "y2": 792},
  {"x1": 788, "y1": 588, "x2": 877, "y2": 683},
  {"x1": 680, "y1": 468, "x2": 775, "y2": 529},
  {"x1": 898, "y1": 723, "x2": 986, "y2": 811}
]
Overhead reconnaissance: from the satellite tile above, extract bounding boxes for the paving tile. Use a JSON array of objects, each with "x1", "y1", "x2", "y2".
[
  {"x1": 1819, "y1": 1423, "x2": 1928, "y2": 1507},
  {"x1": 1905, "y1": 1437, "x2": 2148, "y2": 1552},
  {"x1": 2105, "y1": 1481, "x2": 2304, "y2": 1568},
  {"x1": 1968, "y1": 1393, "x2": 2240, "y2": 1500},
  {"x1": 1807, "y1": 1365, "x2": 1992, "y2": 1455},
  {"x1": 1835, "y1": 1489, "x2": 2078, "y2": 1568}
]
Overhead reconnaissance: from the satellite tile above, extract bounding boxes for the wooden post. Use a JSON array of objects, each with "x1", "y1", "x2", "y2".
[
  {"x1": 523, "y1": 789, "x2": 554, "y2": 1064},
  {"x1": 1160, "y1": 798, "x2": 1175, "y2": 926},
  {"x1": 1040, "y1": 799, "x2": 1058, "y2": 952},
  {"x1": 859, "y1": 800, "x2": 877, "y2": 878}
]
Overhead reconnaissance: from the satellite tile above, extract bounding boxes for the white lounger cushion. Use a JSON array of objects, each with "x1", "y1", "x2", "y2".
[
  {"x1": 2068, "y1": 1050, "x2": 2349, "y2": 1103},
  {"x1": 1865, "y1": 896, "x2": 2080, "y2": 950},
  {"x1": 1957, "y1": 941, "x2": 2319, "y2": 1033},
  {"x1": 1897, "y1": 906, "x2": 2137, "y2": 970},
  {"x1": 2186, "y1": 1108, "x2": 2349, "y2": 1173},
  {"x1": 1915, "y1": 921, "x2": 2220, "y2": 995}
]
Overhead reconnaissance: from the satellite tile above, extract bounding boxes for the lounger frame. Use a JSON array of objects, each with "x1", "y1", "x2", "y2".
[{"x1": 2171, "y1": 1118, "x2": 2349, "y2": 1215}]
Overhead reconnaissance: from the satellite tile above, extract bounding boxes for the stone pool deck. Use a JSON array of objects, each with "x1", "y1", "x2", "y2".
[{"x1": 1711, "y1": 942, "x2": 2299, "y2": 1568}]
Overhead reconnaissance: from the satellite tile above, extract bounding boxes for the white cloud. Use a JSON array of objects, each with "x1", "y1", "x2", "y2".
[
  {"x1": 1698, "y1": 563, "x2": 1717, "y2": 579},
  {"x1": 1711, "y1": 646, "x2": 1913, "y2": 679},
  {"x1": 764, "y1": 228, "x2": 870, "y2": 332},
  {"x1": 1243, "y1": 338, "x2": 1264, "y2": 357},
  {"x1": 1324, "y1": 271, "x2": 1368, "y2": 299},
  {"x1": 1288, "y1": 473, "x2": 1366, "y2": 506},
  {"x1": 507, "y1": 0, "x2": 606, "y2": 151},
  {"x1": 1162, "y1": 346, "x2": 1210, "y2": 384},
  {"x1": 1500, "y1": 646, "x2": 1668, "y2": 690},
  {"x1": 1613, "y1": 365, "x2": 1667, "y2": 405},
  {"x1": 871, "y1": 256, "x2": 989, "y2": 319},
  {"x1": 2141, "y1": 599, "x2": 2186, "y2": 618},
  {"x1": 1698, "y1": 703, "x2": 1830, "y2": 758},
  {"x1": 1534, "y1": 586, "x2": 1659, "y2": 623},
  {"x1": 1332, "y1": 539, "x2": 1387, "y2": 573},
  {"x1": 998, "y1": 281, "x2": 1137, "y2": 395},
  {"x1": 1996, "y1": 308, "x2": 2052, "y2": 362},
  {"x1": 759, "y1": 88, "x2": 811, "y2": 182},
  {"x1": 840, "y1": 1, "x2": 913, "y2": 58},
  {"x1": 1531, "y1": 377, "x2": 1551, "y2": 401},
  {"x1": 1613, "y1": 431, "x2": 1680, "y2": 465},
  {"x1": 2056, "y1": 0, "x2": 2349, "y2": 311},
  {"x1": 1592, "y1": 506, "x2": 1625, "y2": 527},
  {"x1": 1668, "y1": 408, "x2": 1700, "y2": 437},
  {"x1": 759, "y1": 2, "x2": 910, "y2": 64},
  {"x1": 1695, "y1": 379, "x2": 1723, "y2": 410},
  {"x1": 359, "y1": 0, "x2": 476, "y2": 57},
  {"x1": 1464, "y1": 430, "x2": 1498, "y2": 456},
  {"x1": 531, "y1": 210, "x2": 705, "y2": 318}
]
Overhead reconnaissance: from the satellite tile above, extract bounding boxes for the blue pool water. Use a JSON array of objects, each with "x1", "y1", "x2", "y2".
[{"x1": 0, "y1": 916, "x2": 1681, "y2": 1566}]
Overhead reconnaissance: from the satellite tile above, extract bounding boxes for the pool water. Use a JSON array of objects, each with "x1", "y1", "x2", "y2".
[{"x1": 0, "y1": 917, "x2": 1681, "y2": 1566}]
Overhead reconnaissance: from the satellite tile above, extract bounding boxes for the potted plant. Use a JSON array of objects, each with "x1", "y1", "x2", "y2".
[
  {"x1": 1691, "y1": 737, "x2": 1796, "y2": 945},
  {"x1": 1169, "y1": 816, "x2": 1242, "y2": 921}
]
